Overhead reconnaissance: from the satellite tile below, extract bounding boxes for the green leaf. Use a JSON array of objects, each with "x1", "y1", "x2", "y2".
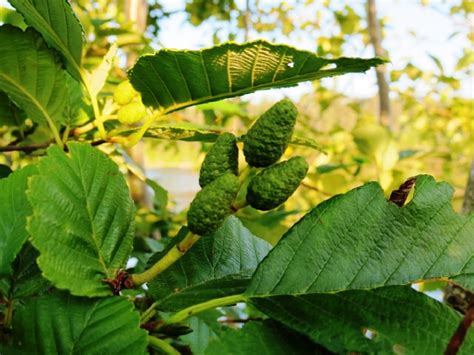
[
  {"x1": 237, "y1": 209, "x2": 297, "y2": 246},
  {"x1": 8, "y1": 0, "x2": 84, "y2": 81},
  {"x1": 252, "y1": 286, "x2": 474, "y2": 354},
  {"x1": 0, "y1": 164, "x2": 36, "y2": 275},
  {"x1": 128, "y1": 40, "x2": 384, "y2": 114},
  {"x1": 180, "y1": 310, "x2": 223, "y2": 355},
  {"x1": 0, "y1": 243, "x2": 50, "y2": 300},
  {"x1": 205, "y1": 320, "x2": 326, "y2": 355},
  {"x1": 27, "y1": 143, "x2": 135, "y2": 297},
  {"x1": 0, "y1": 6, "x2": 27, "y2": 29},
  {"x1": 246, "y1": 175, "x2": 474, "y2": 297},
  {"x1": 148, "y1": 216, "x2": 271, "y2": 311},
  {"x1": 9, "y1": 293, "x2": 147, "y2": 354},
  {"x1": 0, "y1": 25, "x2": 67, "y2": 138}
]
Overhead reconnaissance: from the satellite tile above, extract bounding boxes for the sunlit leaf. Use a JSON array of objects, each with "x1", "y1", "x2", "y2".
[
  {"x1": 246, "y1": 175, "x2": 474, "y2": 297},
  {"x1": 129, "y1": 40, "x2": 384, "y2": 114},
  {"x1": 9, "y1": 0, "x2": 84, "y2": 81}
]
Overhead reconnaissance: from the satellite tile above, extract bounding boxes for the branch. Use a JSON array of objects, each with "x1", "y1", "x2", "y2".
[
  {"x1": 0, "y1": 142, "x2": 50, "y2": 153},
  {"x1": 367, "y1": 0, "x2": 392, "y2": 129},
  {"x1": 219, "y1": 317, "x2": 264, "y2": 324},
  {"x1": 445, "y1": 302, "x2": 474, "y2": 355},
  {"x1": 301, "y1": 182, "x2": 332, "y2": 196},
  {"x1": 0, "y1": 139, "x2": 111, "y2": 154},
  {"x1": 462, "y1": 159, "x2": 474, "y2": 214}
]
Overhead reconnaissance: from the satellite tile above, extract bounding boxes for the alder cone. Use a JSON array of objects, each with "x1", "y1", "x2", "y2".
[
  {"x1": 243, "y1": 99, "x2": 297, "y2": 167},
  {"x1": 199, "y1": 132, "x2": 238, "y2": 187},
  {"x1": 187, "y1": 173, "x2": 240, "y2": 236},
  {"x1": 246, "y1": 156, "x2": 308, "y2": 211}
]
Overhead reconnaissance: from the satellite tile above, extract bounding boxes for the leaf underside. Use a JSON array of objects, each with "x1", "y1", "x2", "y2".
[
  {"x1": 8, "y1": 0, "x2": 84, "y2": 81},
  {"x1": 128, "y1": 40, "x2": 384, "y2": 114},
  {"x1": 148, "y1": 216, "x2": 271, "y2": 311},
  {"x1": 180, "y1": 310, "x2": 223, "y2": 354},
  {"x1": 246, "y1": 175, "x2": 474, "y2": 297},
  {"x1": 27, "y1": 143, "x2": 135, "y2": 297},
  {"x1": 252, "y1": 286, "x2": 474, "y2": 354},
  {"x1": 0, "y1": 25, "x2": 67, "y2": 128},
  {"x1": 9, "y1": 293, "x2": 147, "y2": 354},
  {"x1": 205, "y1": 320, "x2": 326, "y2": 355}
]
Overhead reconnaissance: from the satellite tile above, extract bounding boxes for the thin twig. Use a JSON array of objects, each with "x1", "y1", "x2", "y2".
[
  {"x1": 0, "y1": 139, "x2": 111, "y2": 154},
  {"x1": 0, "y1": 142, "x2": 50, "y2": 153},
  {"x1": 301, "y1": 182, "x2": 332, "y2": 196},
  {"x1": 219, "y1": 317, "x2": 264, "y2": 324}
]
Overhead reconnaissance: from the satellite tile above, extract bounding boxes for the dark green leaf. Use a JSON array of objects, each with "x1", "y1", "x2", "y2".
[
  {"x1": 27, "y1": 143, "x2": 135, "y2": 297},
  {"x1": 8, "y1": 0, "x2": 84, "y2": 81},
  {"x1": 316, "y1": 163, "x2": 347, "y2": 174},
  {"x1": 0, "y1": 243, "x2": 50, "y2": 300},
  {"x1": 205, "y1": 320, "x2": 327, "y2": 355},
  {"x1": 148, "y1": 216, "x2": 271, "y2": 311},
  {"x1": 129, "y1": 40, "x2": 384, "y2": 114},
  {"x1": 9, "y1": 293, "x2": 147, "y2": 354},
  {"x1": 0, "y1": 92, "x2": 22, "y2": 127},
  {"x1": 246, "y1": 175, "x2": 474, "y2": 297},
  {"x1": 0, "y1": 164, "x2": 36, "y2": 275},
  {"x1": 8, "y1": 243, "x2": 49, "y2": 299},
  {"x1": 252, "y1": 286, "x2": 474, "y2": 354}
]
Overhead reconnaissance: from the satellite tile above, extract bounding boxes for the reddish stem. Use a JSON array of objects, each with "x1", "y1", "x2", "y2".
[{"x1": 445, "y1": 303, "x2": 474, "y2": 355}]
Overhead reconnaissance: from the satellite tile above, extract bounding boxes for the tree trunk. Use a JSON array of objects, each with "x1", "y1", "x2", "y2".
[
  {"x1": 462, "y1": 159, "x2": 474, "y2": 214},
  {"x1": 367, "y1": 0, "x2": 392, "y2": 129},
  {"x1": 125, "y1": 0, "x2": 149, "y2": 205}
]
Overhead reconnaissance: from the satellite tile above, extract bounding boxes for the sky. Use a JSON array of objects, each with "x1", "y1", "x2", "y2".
[
  {"x1": 153, "y1": 0, "x2": 472, "y2": 100},
  {"x1": 1, "y1": 0, "x2": 471, "y2": 100}
]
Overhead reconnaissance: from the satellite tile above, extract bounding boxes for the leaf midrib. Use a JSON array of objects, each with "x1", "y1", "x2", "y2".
[
  {"x1": 0, "y1": 73, "x2": 58, "y2": 136},
  {"x1": 76, "y1": 155, "x2": 109, "y2": 276},
  {"x1": 13, "y1": 1, "x2": 82, "y2": 80},
  {"x1": 157, "y1": 65, "x2": 370, "y2": 116}
]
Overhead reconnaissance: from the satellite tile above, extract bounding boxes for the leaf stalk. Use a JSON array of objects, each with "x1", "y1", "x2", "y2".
[
  {"x1": 147, "y1": 336, "x2": 180, "y2": 355},
  {"x1": 167, "y1": 294, "x2": 247, "y2": 324},
  {"x1": 130, "y1": 232, "x2": 201, "y2": 286}
]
